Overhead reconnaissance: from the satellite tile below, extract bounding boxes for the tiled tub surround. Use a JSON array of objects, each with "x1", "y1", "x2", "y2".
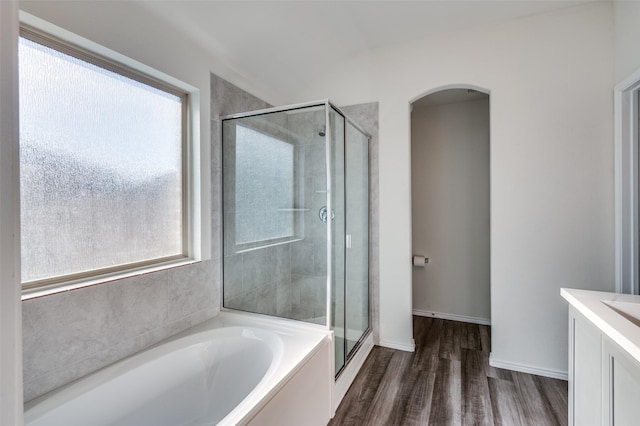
[{"x1": 22, "y1": 262, "x2": 218, "y2": 402}]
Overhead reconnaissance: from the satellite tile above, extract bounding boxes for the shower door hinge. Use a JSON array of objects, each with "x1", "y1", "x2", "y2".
[{"x1": 346, "y1": 234, "x2": 352, "y2": 249}]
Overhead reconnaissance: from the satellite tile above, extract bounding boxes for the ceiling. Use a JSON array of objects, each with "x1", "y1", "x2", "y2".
[{"x1": 137, "y1": 0, "x2": 599, "y2": 101}]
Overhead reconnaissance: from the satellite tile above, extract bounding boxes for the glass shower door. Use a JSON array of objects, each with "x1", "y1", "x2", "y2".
[
  {"x1": 345, "y1": 122, "x2": 369, "y2": 357},
  {"x1": 222, "y1": 104, "x2": 329, "y2": 324},
  {"x1": 332, "y1": 110, "x2": 370, "y2": 375}
]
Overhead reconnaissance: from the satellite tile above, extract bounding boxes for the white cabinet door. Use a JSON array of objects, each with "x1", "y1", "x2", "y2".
[
  {"x1": 603, "y1": 336, "x2": 640, "y2": 426},
  {"x1": 570, "y1": 306, "x2": 602, "y2": 426}
]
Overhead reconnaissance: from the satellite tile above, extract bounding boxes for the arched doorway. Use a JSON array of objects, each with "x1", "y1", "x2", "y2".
[{"x1": 410, "y1": 87, "x2": 491, "y2": 332}]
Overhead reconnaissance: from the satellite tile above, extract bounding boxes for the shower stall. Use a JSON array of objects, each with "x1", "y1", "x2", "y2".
[{"x1": 221, "y1": 100, "x2": 370, "y2": 375}]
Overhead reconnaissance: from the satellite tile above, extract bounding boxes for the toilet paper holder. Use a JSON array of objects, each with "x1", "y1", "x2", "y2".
[{"x1": 412, "y1": 255, "x2": 429, "y2": 266}]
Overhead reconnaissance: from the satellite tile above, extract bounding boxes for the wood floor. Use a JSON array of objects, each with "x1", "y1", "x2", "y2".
[{"x1": 329, "y1": 316, "x2": 568, "y2": 426}]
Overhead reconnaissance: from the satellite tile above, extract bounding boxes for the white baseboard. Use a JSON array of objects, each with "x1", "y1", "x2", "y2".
[
  {"x1": 489, "y1": 354, "x2": 568, "y2": 381},
  {"x1": 413, "y1": 309, "x2": 491, "y2": 326},
  {"x1": 379, "y1": 338, "x2": 415, "y2": 352},
  {"x1": 333, "y1": 332, "x2": 374, "y2": 414}
]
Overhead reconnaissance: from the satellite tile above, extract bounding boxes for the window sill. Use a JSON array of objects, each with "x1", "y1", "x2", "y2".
[{"x1": 21, "y1": 258, "x2": 199, "y2": 301}]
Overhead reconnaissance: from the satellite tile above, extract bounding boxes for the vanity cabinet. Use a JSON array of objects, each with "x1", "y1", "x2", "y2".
[{"x1": 569, "y1": 305, "x2": 640, "y2": 425}]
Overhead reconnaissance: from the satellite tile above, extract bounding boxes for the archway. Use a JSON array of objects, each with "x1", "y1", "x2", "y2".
[{"x1": 410, "y1": 86, "x2": 492, "y2": 338}]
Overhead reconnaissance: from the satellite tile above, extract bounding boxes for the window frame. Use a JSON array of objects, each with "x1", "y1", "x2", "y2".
[{"x1": 19, "y1": 24, "x2": 194, "y2": 297}]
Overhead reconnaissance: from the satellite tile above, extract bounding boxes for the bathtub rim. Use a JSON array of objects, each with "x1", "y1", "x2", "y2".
[
  {"x1": 24, "y1": 326, "x2": 285, "y2": 424},
  {"x1": 213, "y1": 310, "x2": 334, "y2": 425}
]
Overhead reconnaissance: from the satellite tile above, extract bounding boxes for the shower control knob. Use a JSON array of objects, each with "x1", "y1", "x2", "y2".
[{"x1": 319, "y1": 206, "x2": 335, "y2": 223}]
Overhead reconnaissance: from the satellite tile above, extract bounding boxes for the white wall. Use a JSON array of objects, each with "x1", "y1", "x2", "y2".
[
  {"x1": 299, "y1": 2, "x2": 615, "y2": 375},
  {"x1": 613, "y1": 1, "x2": 640, "y2": 296},
  {"x1": 0, "y1": 1, "x2": 23, "y2": 422},
  {"x1": 411, "y1": 98, "x2": 490, "y2": 324},
  {"x1": 614, "y1": 1, "x2": 640, "y2": 83},
  {"x1": 12, "y1": 0, "x2": 618, "y2": 381}
]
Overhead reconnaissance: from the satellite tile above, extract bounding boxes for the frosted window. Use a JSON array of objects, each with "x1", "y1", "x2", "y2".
[
  {"x1": 19, "y1": 36, "x2": 184, "y2": 283},
  {"x1": 235, "y1": 125, "x2": 294, "y2": 245}
]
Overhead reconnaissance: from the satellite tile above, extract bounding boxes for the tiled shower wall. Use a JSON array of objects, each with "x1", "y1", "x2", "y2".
[
  {"x1": 221, "y1": 112, "x2": 292, "y2": 317},
  {"x1": 288, "y1": 110, "x2": 331, "y2": 321},
  {"x1": 223, "y1": 108, "x2": 328, "y2": 321}
]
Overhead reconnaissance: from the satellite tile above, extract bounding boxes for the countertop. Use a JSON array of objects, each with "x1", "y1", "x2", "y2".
[{"x1": 561, "y1": 288, "x2": 640, "y2": 363}]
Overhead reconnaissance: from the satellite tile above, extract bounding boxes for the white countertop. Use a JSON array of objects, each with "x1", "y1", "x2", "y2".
[{"x1": 562, "y1": 288, "x2": 640, "y2": 363}]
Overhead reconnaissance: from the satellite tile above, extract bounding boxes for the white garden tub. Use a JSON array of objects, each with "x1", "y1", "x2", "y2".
[{"x1": 24, "y1": 312, "x2": 333, "y2": 426}]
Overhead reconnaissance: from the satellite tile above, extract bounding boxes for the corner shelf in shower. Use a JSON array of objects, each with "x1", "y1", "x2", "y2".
[{"x1": 276, "y1": 208, "x2": 310, "y2": 212}]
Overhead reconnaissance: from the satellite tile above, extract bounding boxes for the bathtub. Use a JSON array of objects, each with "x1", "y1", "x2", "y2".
[{"x1": 24, "y1": 312, "x2": 333, "y2": 426}]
